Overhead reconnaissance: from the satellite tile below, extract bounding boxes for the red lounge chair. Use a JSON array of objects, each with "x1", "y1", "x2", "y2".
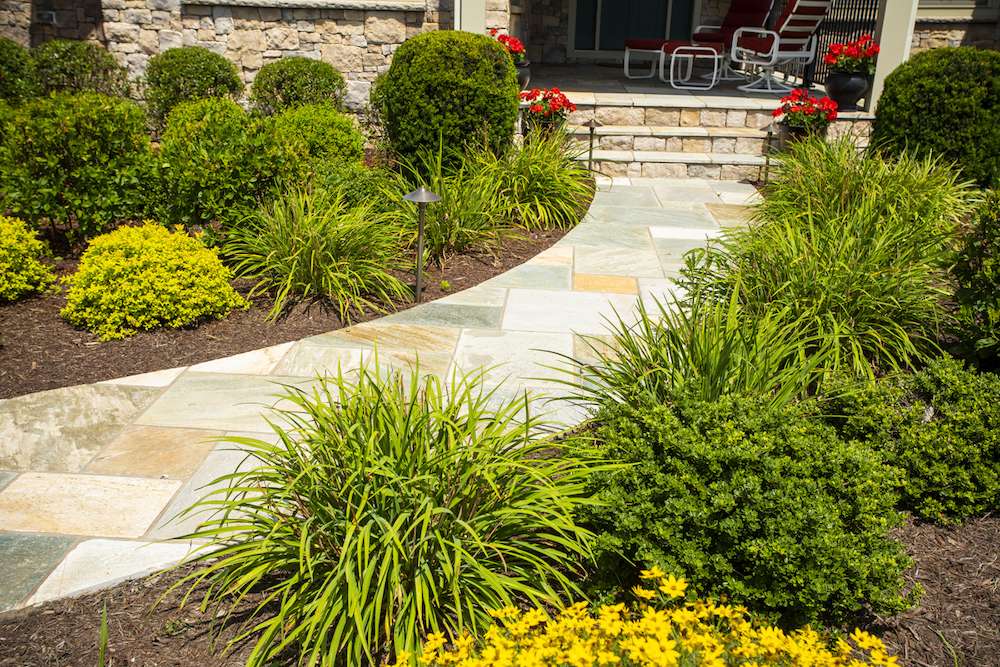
[{"x1": 731, "y1": 0, "x2": 834, "y2": 93}]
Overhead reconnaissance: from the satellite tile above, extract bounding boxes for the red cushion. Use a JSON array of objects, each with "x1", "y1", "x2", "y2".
[
  {"x1": 625, "y1": 38, "x2": 668, "y2": 51},
  {"x1": 661, "y1": 40, "x2": 724, "y2": 55},
  {"x1": 693, "y1": 29, "x2": 725, "y2": 43},
  {"x1": 737, "y1": 34, "x2": 776, "y2": 53}
]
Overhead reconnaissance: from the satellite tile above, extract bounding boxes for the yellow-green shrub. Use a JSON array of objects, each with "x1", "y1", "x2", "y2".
[
  {"x1": 0, "y1": 215, "x2": 54, "y2": 302},
  {"x1": 61, "y1": 224, "x2": 247, "y2": 340},
  {"x1": 409, "y1": 570, "x2": 899, "y2": 667}
]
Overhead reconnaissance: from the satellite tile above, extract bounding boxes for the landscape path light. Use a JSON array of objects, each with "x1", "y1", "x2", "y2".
[
  {"x1": 403, "y1": 186, "x2": 441, "y2": 303},
  {"x1": 584, "y1": 118, "x2": 602, "y2": 172}
]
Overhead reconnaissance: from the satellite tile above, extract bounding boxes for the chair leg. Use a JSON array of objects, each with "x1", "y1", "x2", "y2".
[
  {"x1": 737, "y1": 65, "x2": 795, "y2": 94},
  {"x1": 624, "y1": 48, "x2": 658, "y2": 80}
]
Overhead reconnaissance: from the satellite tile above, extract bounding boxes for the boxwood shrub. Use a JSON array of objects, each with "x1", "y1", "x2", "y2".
[
  {"x1": 250, "y1": 56, "x2": 346, "y2": 115},
  {"x1": 62, "y1": 223, "x2": 248, "y2": 340},
  {"x1": 154, "y1": 97, "x2": 301, "y2": 230},
  {"x1": 270, "y1": 103, "x2": 364, "y2": 174},
  {"x1": 823, "y1": 356, "x2": 1000, "y2": 524},
  {"x1": 145, "y1": 46, "x2": 243, "y2": 127},
  {"x1": 371, "y1": 31, "x2": 519, "y2": 165},
  {"x1": 0, "y1": 92, "x2": 151, "y2": 240},
  {"x1": 31, "y1": 39, "x2": 128, "y2": 97},
  {"x1": 0, "y1": 37, "x2": 35, "y2": 102},
  {"x1": 873, "y1": 47, "x2": 1000, "y2": 188},
  {"x1": 0, "y1": 215, "x2": 54, "y2": 302},
  {"x1": 954, "y1": 190, "x2": 1000, "y2": 366},
  {"x1": 582, "y1": 392, "x2": 912, "y2": 627}
]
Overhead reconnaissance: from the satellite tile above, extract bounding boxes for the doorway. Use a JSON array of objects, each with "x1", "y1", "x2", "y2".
[{"x1": 571, "y1": 0, "x2": 697, "y2": 57}]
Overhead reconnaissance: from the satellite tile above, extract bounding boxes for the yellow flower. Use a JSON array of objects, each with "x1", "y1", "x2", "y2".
[
  {"x1": 657, "y1": 574, "x2": 688, "y2": 599},
  {"x1": 640, "y1": 565, "x2": 667, "y2": 580},
  {"x1": 632, "y1": 586, "x2": 657, "y2": 600}
]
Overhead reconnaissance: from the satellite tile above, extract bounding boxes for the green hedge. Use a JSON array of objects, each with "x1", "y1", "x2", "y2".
[
  {"x1": 954, "y1": 190, "x2": 1000, "y2": 365},
  {"x1": 582, "y1": 393, "x2": 912, "y2": 627},
  {"x1": 0, "y1": 37, "x2": 35, "y2": 102},
  {"x1": 145, "y1": 46, "x2": 243, "y2": 127},
  {"x1": 824, "y1": 357, "x2": 1000, "y2": 524},
  {"x1": 874, "y1": 47, "x2": 1000, "y2": 188},
  {"x1": 31, "y1": 39, "x2": 128, "y2": 97},
  {"x1": 270, "y1": 103, "x2": 364, "y2": 174},
  {"x1": 372, "y1": 31, "x2": 519, "y2": 165},
  {"x1": 0, "y1": 92, "x2": 151, "y2": 240},
  {"x1": 250, "y1": 56, "x2": 346, "y2": 114}
]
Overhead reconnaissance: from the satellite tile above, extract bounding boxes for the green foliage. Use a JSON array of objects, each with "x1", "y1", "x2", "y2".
[
  {"x1": 0, "y1": 37, "x2": 35, "y2": 102},
  {"x1": 822, "y1": 357, "x2": 1000, "y2": 524},
  {"x1": 873, "y1": 47, "x2": 1000, "y2": 188},
  {"x1": 154, "y1": 98, "x2": 299, "y2": 230},
  {"x1": 469, "y1": 128, "x2": 592, "y2": 230},
  {"x1": 270, "y1": 103, "x2": 365, "y2": 174},
  {"x1": 173, "y1": 364, "x2": 599, "y2": 665},
  {"x1": 680, "y1": 138, "x2": 973, "y2": 378},
  {"x1": 144, "y1": 47, "x2": 243, "y2": 127},
  {"x1": 61, "y1": 223, "x2": 247, "y2": 340},
  {"x1": 372, "y1": 31, "x2": 519, "y2": 165},
  {"x1": 583, "y1": 392, "x2": 912, "y2": 627},
  {"x1": 315, "y1": 161, "x2": 405, "y2": 214},
  {"x1": 225, "y1": 189, "x2": 408, "y2": 320},
  {"x1": 0, "y1": 92, "x2": 151, "y2": 240},
  {"x1": 30, "y1": 39, "x2": 128, "y2": 97},
  {"x1": 954, "y1": 190, "x2": 1000, "y2": 365},
  {"x1": 250, "y1": 56, "x2": 346, "y2": 114},
  {"x1": 0, "y1": 215, "x2": 54, "y2": 302}
]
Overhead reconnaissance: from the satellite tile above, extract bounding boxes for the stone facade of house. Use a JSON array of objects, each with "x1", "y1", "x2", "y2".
[{"x1": 911, "y1": 18, "x2": 1000, "y2": 53}]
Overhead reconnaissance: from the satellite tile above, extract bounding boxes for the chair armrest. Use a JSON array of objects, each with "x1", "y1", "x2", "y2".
[
  {"x1": 694, "y1": 24, "x2": 722, "y2": 33},
  {"x1": 731, "y1": 26, "x2": 780, "y2": 61}
]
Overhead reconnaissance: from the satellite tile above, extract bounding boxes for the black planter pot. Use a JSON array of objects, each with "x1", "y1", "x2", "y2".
[
  {"x1": 779, "y1": 121, "x2": 827, "y2": 149},
  {"x1": 521, "y1": 114, "x2": 563, "y2": 140},
  {"x1": 825, "y1": 70, "x2": 870, "y2": 112},
  {"x1": 516, "y1": 61, "x2": 531, "y2": 91}
]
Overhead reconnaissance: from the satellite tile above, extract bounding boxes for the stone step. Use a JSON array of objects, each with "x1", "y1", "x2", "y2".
[
  {"x1": 568, "y1": 125, "x2": 769, "y2": 154},
  {"x1": 575, "y1": 150, "x2": 769, "y2": 181},
  {"x1": 568, "y1": 104, "x2": 777, "y2": 130}
]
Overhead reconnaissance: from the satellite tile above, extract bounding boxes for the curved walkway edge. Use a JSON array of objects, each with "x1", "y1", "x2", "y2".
[{"x1": 0, "y1": 177, "x2": 758, "y2": 612}]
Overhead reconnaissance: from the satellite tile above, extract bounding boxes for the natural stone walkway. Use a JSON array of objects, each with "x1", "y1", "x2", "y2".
[{"x1": 0, "y1": 178, "x2": 758, "y2": 611}]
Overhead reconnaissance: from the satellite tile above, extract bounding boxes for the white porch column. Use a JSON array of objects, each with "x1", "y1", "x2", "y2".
[
  {"x1": 455, "y1": 0, "x2": 488, "y2": 33},
  {"x1": 870, "y1": 0, "x2": 919, "y2": 108}
]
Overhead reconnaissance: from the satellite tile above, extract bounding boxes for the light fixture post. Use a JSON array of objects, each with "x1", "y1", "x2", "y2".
[
  {"x1": 403, "y1": 186, "x2": 441, "y2": 303},
  {"x1": 584, "y1": 118, "x2": 601, "y2": 172}
]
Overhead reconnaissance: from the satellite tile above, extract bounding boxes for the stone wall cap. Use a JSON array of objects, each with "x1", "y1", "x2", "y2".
[{"x1": 182, "y1": 0, "x2": 425, "y2": 10}]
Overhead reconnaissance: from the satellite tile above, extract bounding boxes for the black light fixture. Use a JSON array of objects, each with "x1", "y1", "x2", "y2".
[
  {"x1": 583, "y1": 118, "x2": 602, "y2": 172},
  {"x1": 403, "y1": 186, "x2": 441, "y2": 303}
]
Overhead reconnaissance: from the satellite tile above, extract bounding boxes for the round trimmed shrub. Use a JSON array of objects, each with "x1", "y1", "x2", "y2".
[
  {"x1": 31, "y1": 39, "x2": 128, "y2": 97},
  {"x1": 0, "y1": 37, "x2": 35, "y2": 102},
  {"x1": 145, "y1": 46, "x2": 243, "y2": 127},
  {"x1": 315, "y1": 161, "x2": 404, "y2": 214},
  {"x1": 250, "y1": 56, "x2": 346, "y2": 115},
  {"x1": 0, "y1": 92, "x2": 151, "y2": 239},
  {"x1": 372, "y1": 31, "x2": 519, "y2": 164},
  {"x1": 954, "y1": 190, "x2": 1000, "y2": 365},
  {"x1": 824, "y1": 356, "x2": 1000, "y2": 524},
  {"x1": 583, "y1": 393, "x2": 912, "y2": 627},
  {"x1": 271, "y1": 103, "x2": 364, "y2": 171},
  {"x1": 61, "y1": 223, "x2": 248, "y2": 340},
  {"x1": 874, "y1": 47, "x2": 1000, "y2": 188},
  {"x1": 0, "y1": 215, "x2": 54, "y2": 302}
]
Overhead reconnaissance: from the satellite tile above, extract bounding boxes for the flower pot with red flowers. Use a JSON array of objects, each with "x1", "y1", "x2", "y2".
[
  {"x1": 823, "y1": 34, "x2": 879, "y2": 111},
  {"x1": 771, "y1": 88, "x2": 838, "y2": 147},
  {"x1": 490, "y1": 28, "x2": 531, "y2": 90},
  {"x1": 520, "y1": 87, "x2": 576, "y2": 138}
]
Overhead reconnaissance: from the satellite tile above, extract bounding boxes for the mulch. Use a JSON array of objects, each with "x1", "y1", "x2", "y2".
[
  {"x1": 0, "y1": 517, "x2": 996, "y2": 666},
  {"x1": 0, "y1": 229, "x2": 566, "y2": 400}
]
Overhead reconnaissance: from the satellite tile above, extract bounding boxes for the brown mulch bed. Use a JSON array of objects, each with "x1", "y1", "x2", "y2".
[
  {"x1": 1, "y1": 517, "x2": 997, "y2": 666},
  {"x1": 0, "y1": 229, "x2": 565, "y2": 400}
]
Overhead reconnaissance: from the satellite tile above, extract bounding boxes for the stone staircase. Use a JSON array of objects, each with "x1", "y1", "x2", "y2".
[{"x1": 565, "y1": 95, "x2": 779, "y2": 180}]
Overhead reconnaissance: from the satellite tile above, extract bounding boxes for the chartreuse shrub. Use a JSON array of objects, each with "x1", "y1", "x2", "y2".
[
  {"x1": 372, "y1": 31, "x2": 519, "y2": 165},
  {"x1": 0, "y1": 37, "x2": 35, "y2": 102},
  {"x1": 413, "y1": 575, "x2": 900, "y2": 666},
  {"x1": 172, "y1": 364, "x2": 600, "y2": 666},
  {"x1": 61, "y1": 224, "x2": 248, "y2": 340},
  {"x1": 874, "y1": 47, "x2": 1000, "y2": 188},
  {"x1": 270, "y1": 103, "x2": 364, "y2": 174},
  {"x1": 225, "y1": 189, "x2": 408, "y2": 320},
  {"x1": 680, "y1": 138, "x2": 973, "y2": 378},
  {"x1": 581, "y1": 392, "x2": 911, "y2": 627},
  {"x1": 155, "y1": 98, "x2": 300, "y2": 230},
  {"x1": 250, "y1": 56, "x2": 346, "y2": 114},
  {"x1": 823, "y1": 357, "x2": 1000, "y2": 524},
  {"x1": 31, "y1": 39, "x2": 128, "y2": 97},
  {"x1": 144, "y1": 46, "x2": 243, "y2": 128},
  {"x1": 954, "y1": 190, "x2": 1000, "y2": 366},
  {"x1": 0, "y1": 92, "x2": 151, "y2": 240},
  {"x1": 0, "y1": 215, "x2": 54, "y2": 302}
]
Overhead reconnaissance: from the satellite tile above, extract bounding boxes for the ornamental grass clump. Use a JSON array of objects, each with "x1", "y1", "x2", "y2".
[
  {"x1": 0, "y1": 215, "x2": 54, "y2": 302},
  {"x1": 225, "y1": 188, "x2": 409, "y2": 320},
  {"x1": 412, "y1": 570, "x2": 900, "y2": 666},
  {"x1": 172, "y1": 364, "x2": 601, "y2": 666},
  {"x1": 61, "y1": 224, "x2": 247, "y2": 340}
]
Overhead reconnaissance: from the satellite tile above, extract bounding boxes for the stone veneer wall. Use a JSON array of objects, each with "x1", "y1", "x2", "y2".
[
  {"x1": 911, "y1": 18, "x2": 1000, "y2": 53},
  {"x1": 0, "y1": 0, "x2": 31, "y2": 44}
]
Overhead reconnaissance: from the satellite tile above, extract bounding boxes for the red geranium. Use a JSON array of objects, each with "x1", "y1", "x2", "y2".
[
  {"x1": 823, "y1": 34, "x2": 879, "y2": 75},
  {"x1": 489, "y1": 28, "x2": 527, "y2": 65},
  {"x1": 772, "y1": 88, "x2": 838, "y2": 131},
  {"x1": 520, "y1": 87, "x2": 577, "y2": 121}
]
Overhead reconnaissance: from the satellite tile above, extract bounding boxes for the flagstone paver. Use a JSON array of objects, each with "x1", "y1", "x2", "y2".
[{"x1": 0, "y1": 178, "x2": 759, "y2": 611}]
